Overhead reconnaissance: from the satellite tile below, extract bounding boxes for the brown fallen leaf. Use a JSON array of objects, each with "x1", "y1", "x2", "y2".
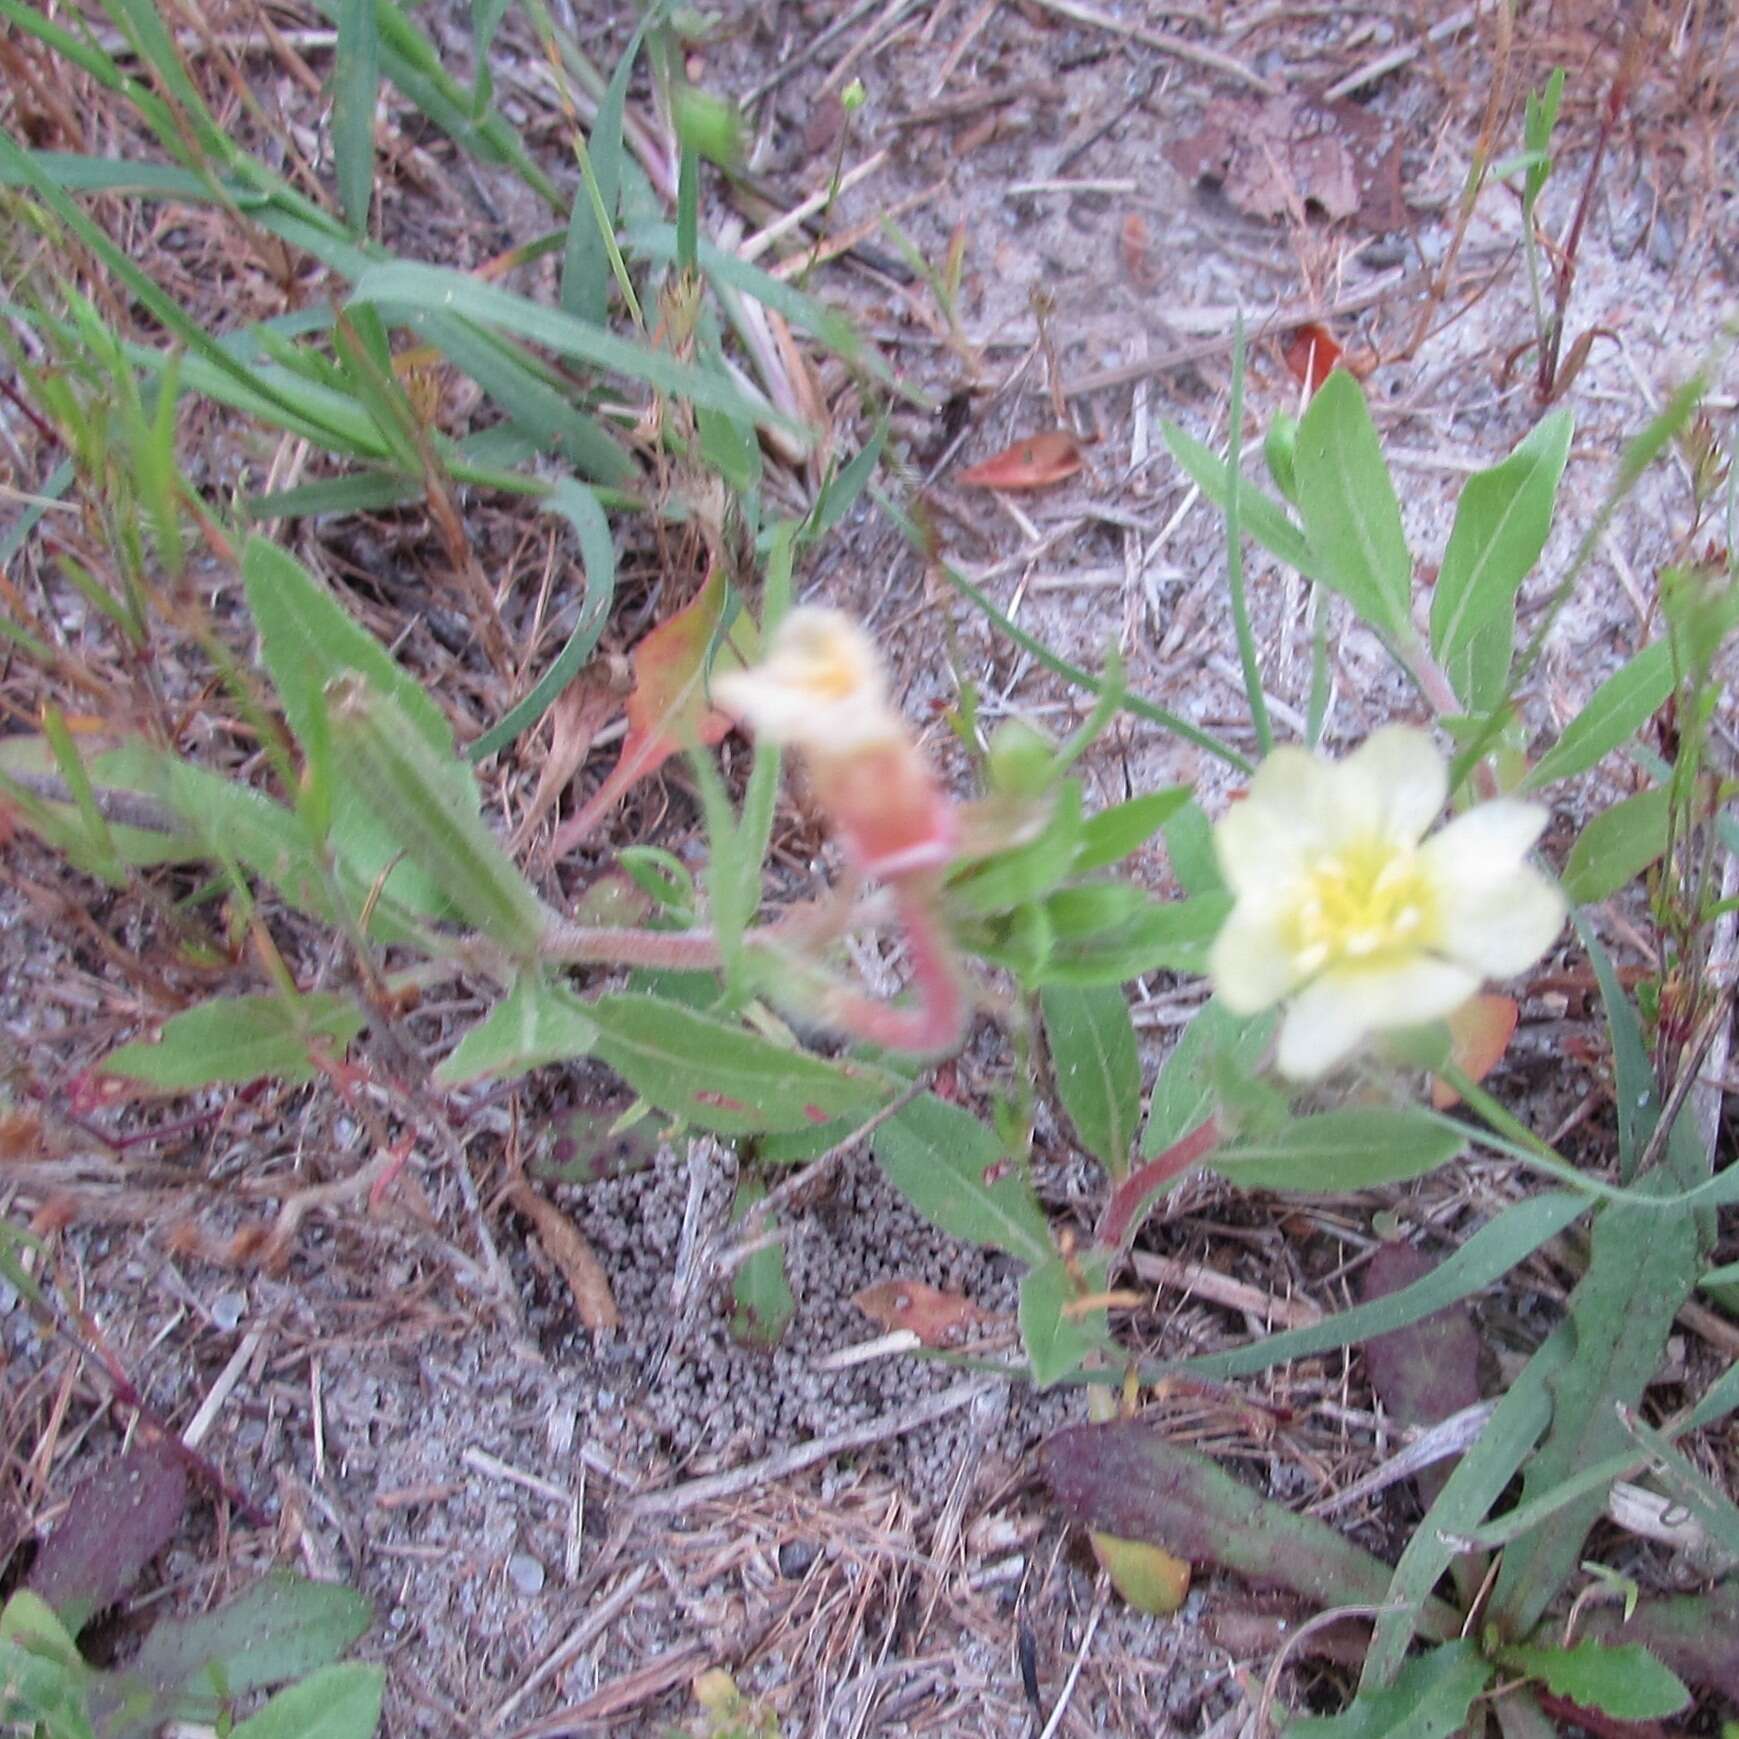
[
  {"x1": 510, "y1": 1181, "x2": 618, "y2": 1331},
  {"x1": 1170, "y1": 94, "x2": 1407, "y2": 235},
  {"x1": 1120, "y1": 212, "x2": 1160, "y2": 289},
  {"x1": 957, "y1": 430, "x2": 1086, "y2": 491},
  {"x1": 510, "y1": 673, "x2": 621, "y2": 853},
  {"x1": 853, "y1": 1278, "x2": 993, "y2": 1347},
  {"x1": 1431, "y1": 993, "x2": 1519, "y2": 1110}
]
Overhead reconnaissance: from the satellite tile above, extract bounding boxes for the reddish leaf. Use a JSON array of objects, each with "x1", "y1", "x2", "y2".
[
  {"x1": 1431, "y1": 994, "x2": 1518, "y2": 1110},
  {"x1": 1283, "y1": 323, "x2": 1343, "y2": 393},
  {"x1": 29, "y1": 1440, "x2": 188, "y2": 1634},
  {"x1": 853, "y1": 1279, "x2": 992, "y2": 1347},
  {"x1": 957, "y1": 431, "x2": 1085, "y2": 491},
  {"x1": 1360, "y1": 1243, "x2": 1482, "y2": 1507},
  {"x1": 547, "y1": 568, "x2": 738, "y2": 857}
]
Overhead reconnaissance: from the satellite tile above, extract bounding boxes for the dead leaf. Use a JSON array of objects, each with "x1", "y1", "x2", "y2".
[
  {"x1": 1283, "y1": 323, "x2": 1343, "y2": 393},
  {"x1": 510, "y1": 674, "x2": 621, "y2": 853},
  {"x1": 1359, "y1": 1243, "x2": 1482, "y2": 1507},
  {"x1": 1120, "y1": 213, "x2": 1159, "y2": 289},
  {"x1": 1431, "y1": 993, "x2": 1519, "y2": 1110},
  {"x1": 853, "y1": 1278, "x2": 992, "y2": 1347},
  {"x1": 509, "y1": 1181, "x2": 619, "y2": 1331},
  {"x1": 29, "y1": 1440, "x2": 188, "y2": 1633},
  {"x1": 546, "y1": 567, "x2": 741, "y2": 859},
  {"x1": 1169, "y1": 95, "x2": 1407, "y2": 235},
  {"x1": 957, "y1": 431, "x2": 1085, "y2": 491}
]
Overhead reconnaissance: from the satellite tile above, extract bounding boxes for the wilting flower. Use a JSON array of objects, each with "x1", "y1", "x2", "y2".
[
  {"x1": 712, "y1": 608, "x2": 956, "y2": 879},
  {"x1": 1209, "y1": 726, "x2": 1565, "y2": 1081}
]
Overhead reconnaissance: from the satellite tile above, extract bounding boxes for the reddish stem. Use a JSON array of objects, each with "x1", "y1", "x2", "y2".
[
  {"x1": 815, "y1": 878, "x2": 965, "y2": 1055},
  {"x1": 1098, "y1": 1117, "x2": 1222, "y2": 1249}
]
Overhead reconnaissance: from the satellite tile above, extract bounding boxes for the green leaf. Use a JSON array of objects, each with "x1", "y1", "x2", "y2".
[
  {"x1": 408, "y1": 311, "x2": 632, "y2": 482},
  {"x1": 434, "y1": 974, "x2": 598, "y2": 1086},
  {"x1": 1363, "y1": 1325, "x2": 1573, "y2": 1686},
  {"x1": 873, "y1": 1095, "x2": 1052, "y2": 1266},
  {"x1": 1430, "y1": 409, "x2": 1573, "y2": 710},
  {"x1": 1022, "y1": 889, "x2": 1231, "y2": 986},
  {"x1": 1489, "y1": 1166, "x2": 1703, "y2": 1638},
  {"x1": 326, "y1": 676, "x2": 550, "y2": 954},
  {"x1": 1160, "y1": 797, "x2": 1224, "y2": 896},
  {"x1": 332, "y1": 0, "x2": 379, "y2": 232},
  {"x1": 124, "y1": 1571, "x2": 371, "y2": 1719},
  {"x1": 1498, "y1": 1641, "x2": 1688, "y2": 1722},
  {"x1": 1020, "y1": 1254, "x2": 1109, "y2": 1389},
  {"x1": 229, "y1": 1662, "x2": 386, "y2": 1739},
  {"x1": 1520, "y1": 639, "x2": 1674, "y2": 790},
  {"x1": 1161, "y1": 421, "x2": 1320, "y2": 582},
  {"x1": 0, "y1": 1590, "x2": 93, "y2": 1739},
  {"x1": 1293, "y1": 369, "x2": 1414, "y2": 645},
  {"x1": 560, "y1": 14, "x2": 647, "y2": 323},
  {"x1": 1042, "y1": 984, "x2": 1140, "y2": 1174},
  {"x1": 1291, "y1": 1640, "x2": 1492, "y2": 1739},
  {"x1": 1577, "y1": 917, "x2": 1659, "y2": 1182},
  {"x1": 1563, "y1": 784, "x2": 1670, "y2": 904},
  {"x1": 588, "y1": 994, "x2": 891, "y2": 1136},
  {"x1": 244, "y1": 535, "x2": 464, "y2": 916},
  {"x1": 946, "y1": 782, "x2": 1085, "y2": 915},
  {"x1": 1141, "y1": 998, "x2": 1276, "y2": 1158},
  {"x1": 467, "y1": 477, "x2": 617, "y2": 762},
  {"x1": 1212, "y1": 1108, "x2": 1464, "y2": 1193},
  {"x1": 728, "y1": 1177, "x2": 796, "y2": 1350},
  {"x1": 1072, "y1": 788, "x2": 1189, "y2": 872},
  {"x1": 347, "y1": 262, "x2": 806, "y2": 442},
  {"x1": 1169, "y1": 1190, "x2": 1589, "y2": 1383},
  {"x1": 102, "y1": 994, "x2": 364, "y2": 1090}
]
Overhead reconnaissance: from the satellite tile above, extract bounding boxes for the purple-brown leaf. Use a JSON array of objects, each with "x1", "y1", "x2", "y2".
[
  {"x1": 29, "y1": 1438, "x2": 188, "y2": 1634},
  {"x1": 1361, "y1": 1243, "x2": 1482, "y2": 1506}
]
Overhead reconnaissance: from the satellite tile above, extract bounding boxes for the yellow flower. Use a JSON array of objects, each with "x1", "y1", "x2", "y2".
[
  {"x1": 1209, "y1": 727, "x2": 1565, "y2": 1080},
  {"x1": 712, "y1": 608, "x2": 955, "y2": 879}
]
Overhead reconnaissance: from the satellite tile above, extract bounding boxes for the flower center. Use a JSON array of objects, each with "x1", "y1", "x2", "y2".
[{"x1": 1283, "y1": 835, "x2": 1439, "y2": 975}]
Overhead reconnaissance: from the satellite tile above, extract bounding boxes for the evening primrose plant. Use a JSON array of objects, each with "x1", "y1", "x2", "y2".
[{"x1": 4, "y1": 8, "x2": 1738, "y2": 1716}]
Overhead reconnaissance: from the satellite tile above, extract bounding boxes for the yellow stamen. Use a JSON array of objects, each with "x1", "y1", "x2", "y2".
[{"x1": 1282, "y1": 835, "x2": 1440, "y2": 974}]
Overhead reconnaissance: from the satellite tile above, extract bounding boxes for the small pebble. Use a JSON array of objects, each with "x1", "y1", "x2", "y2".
[
  {"x1": 211, "y1": 1290, "x2": 246, "y2": 1332},
  {"x1": 508, "y1": 1552, "x2": 546, "y2": 1596}
]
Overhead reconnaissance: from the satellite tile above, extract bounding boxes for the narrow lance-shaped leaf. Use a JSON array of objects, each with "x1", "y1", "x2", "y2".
[
  {"x1": 1040, "y1": 1421, "x2": 1461, "y2": 1630},
  {"x1": 1042, "y1": 984, "x2": 1140, "y2": 1175},
  {"x1": 1562, "y1": 784, "x2": 1670, "y2": 905},
  {"x1": 588, "y1": 993, "x2": 892, "y2": 1137},
  {"x1": 874, "y1": 1094, "x2": 1053, "y2": 1267},
  {"x1": 333, "y1": 0, "x2": 379, "y2": 233},
  {"x1": 326, "y1": 675, "x2": 551, "y2": 955},
  {"x1": 1520, "y1": 638, "x2": 1674, "y2": 790},
  {"x1": 1430, "y1": 408, "x2": 1573, "y2": 711},
  {"x1": 434, "y1": 972, "x2": 598, "y2": 1087},
  {"x1": 102, "y1": 994, "x2": 365, "y2": 1090},
  {"x1": 1293, "y1": 368, "x2": 1415, "y2": 646}
]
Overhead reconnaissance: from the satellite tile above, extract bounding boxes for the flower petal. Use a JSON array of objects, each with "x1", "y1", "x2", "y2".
[
  {"x1": 1209, "y1": 900, "x2": 1303, "y2": 1014},
  {"x1": 1277, "y1": 957, "x2": 1480, "y2": 1080},
  {"x1": 1339, "y1": 726, "x2": 1448, "y2": 844},
  {"x1": 1214, "y1": 747, "x2": 1336, "y2": 895},
  {"x1": 1421, "y1": 799, "x2": 1565, "y2": 975},
  {"x1": 1437, "y1": 864, "x2": 1566, "y2": 977}
]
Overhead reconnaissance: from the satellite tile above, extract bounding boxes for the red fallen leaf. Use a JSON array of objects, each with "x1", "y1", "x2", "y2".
[
  {"x1": 1283, "y1": 323, "x2": 1342, "y2": 393},
  {"x1": 547, "y1": 567, "x2": 740, "y2": 858},
  {"x1": 957, "y1": 430, "x2": 1085, "y2": 491},
  {"x1": 853, "y1": 1279, "x2": 992, "y2": 1348},
  {"x1": 1432, "y1": 993, "x2": 1519, "y2": 1110}
]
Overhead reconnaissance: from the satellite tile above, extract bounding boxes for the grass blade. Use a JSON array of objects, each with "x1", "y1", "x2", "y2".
[{"x1": 333, "y1": 0, "x2": 380, "y2": 233}]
